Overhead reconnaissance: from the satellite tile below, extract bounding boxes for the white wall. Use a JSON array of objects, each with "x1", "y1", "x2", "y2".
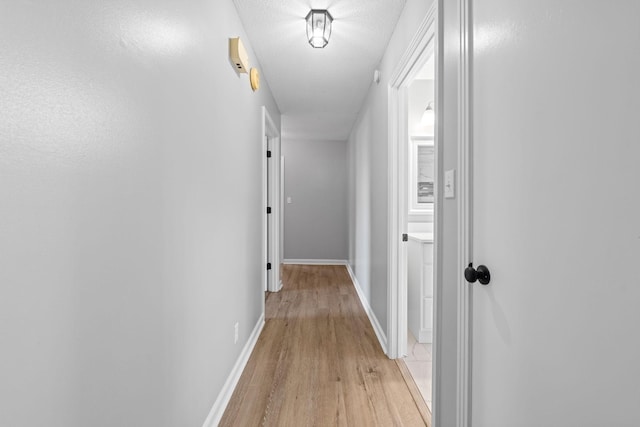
[
  {"x1": 282, "y1": 138, "x2": 348, "y2": 261},
  {"x1": 0, "y1": 1, "x2": 279, "y2": 426},
  {"x1": 347, "y1": 0, "x2": 436, "y2": 350},
  {"x1": 409, "y1": 79, "x2": 435, "y2": 137}
]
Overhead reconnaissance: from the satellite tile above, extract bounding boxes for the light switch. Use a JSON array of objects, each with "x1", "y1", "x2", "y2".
[
  {"x1": 444, "y1": 169, "x2": 455, "y2": 199},
  {"x1": 287, "y1": 196, "x2": 292, "y2": 204}
]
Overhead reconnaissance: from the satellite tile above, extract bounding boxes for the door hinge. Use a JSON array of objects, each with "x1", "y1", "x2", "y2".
[
  {"x1": 402, "y1": 233, "x2": 408, "y2": 242},
  {"x1": 267, "y1": 206, "x2": 272, "y2": 214},
  {"x1": 266, "y1": 262, "x2": 272, "y2": 270},
  {"x1": 266, "y1": 150, "x2": 272, "y2": 158}
]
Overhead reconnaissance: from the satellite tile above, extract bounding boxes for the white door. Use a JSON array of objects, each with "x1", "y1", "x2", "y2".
[
  {"x1": 266, "y1": 135, "x2": 274, "y2": 291},
  {"x1": 263, "y1": 135, "x2": 270, "y2": 292},
  {"x1": 470, "y1": 1, "x2": 640, "y2": 425}
]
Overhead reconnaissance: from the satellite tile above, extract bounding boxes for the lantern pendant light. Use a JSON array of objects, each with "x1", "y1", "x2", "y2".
[{"x1": 306, "y1": 9, "x2": 333, "y2": 48}]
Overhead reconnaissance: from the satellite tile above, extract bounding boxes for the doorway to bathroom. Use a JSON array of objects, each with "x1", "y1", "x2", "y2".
[
  {"x1": 387, "y1": 4, "x2": 438, "y2": 423},
  {"x1": 404, "y1": 51, "x2": 436, "y2": 412}
]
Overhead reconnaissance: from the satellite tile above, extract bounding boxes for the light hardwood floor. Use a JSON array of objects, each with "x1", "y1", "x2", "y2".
[{"x1": 220, "y1": 264, "x2": 430, "y2": 426}]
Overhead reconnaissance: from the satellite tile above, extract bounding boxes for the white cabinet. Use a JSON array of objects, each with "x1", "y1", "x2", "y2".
[{"x1": 407, "y1": 233, "x2": 433, "y2": 343}]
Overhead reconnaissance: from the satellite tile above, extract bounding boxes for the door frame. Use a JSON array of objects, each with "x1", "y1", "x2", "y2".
[
  {"x1": 388, "y1": 1, "x2": 437, "y2": 360},
  {"x1": 387, "y1": 1, "x2": 473, "y2": 425},
  {"x1": 456, "y1": 0, "x2": 473, "y2": 425},
  {"x1": 262, "y1": 106, "x2": 282, "y2": 293},
  {"x1": 387, "y1": 0, "x2": 440, "y2": 418}
]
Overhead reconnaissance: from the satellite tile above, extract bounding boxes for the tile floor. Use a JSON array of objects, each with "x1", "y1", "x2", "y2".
[{"x1": 404, "y1": 331, "x2": 432, "y2": 411}]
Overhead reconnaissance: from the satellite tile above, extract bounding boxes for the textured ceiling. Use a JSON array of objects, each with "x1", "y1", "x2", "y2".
[{"x1": 233, "y1": 0, "x2": 406, "y2": 141}]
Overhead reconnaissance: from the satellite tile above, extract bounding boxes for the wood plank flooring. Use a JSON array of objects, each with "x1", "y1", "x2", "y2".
[{"x1": 220, "y1": 264, "x2": 429, "y2": 426}]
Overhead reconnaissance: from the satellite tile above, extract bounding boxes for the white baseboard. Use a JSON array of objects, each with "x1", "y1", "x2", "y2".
[
  {"x1": 283, "y1": 259, "x2": 348, "y2": 265},
  {"x1": 268, "y1": 280, "x2": 283, "y2": 293},
  {"x1": 345, "y1": 264, "x2": 388, "y2": 355},
  {"x1": 202, "y1": 313, "x2": 265, "y2": 427}
]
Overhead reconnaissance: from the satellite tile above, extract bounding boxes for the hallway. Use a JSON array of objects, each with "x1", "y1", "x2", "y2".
[
  {"x1": 220, "y1": 265, "x2": 429, "y2": 426},
  {"x1": 6, "y1": 0, "x2": 640, "y2": 425}
]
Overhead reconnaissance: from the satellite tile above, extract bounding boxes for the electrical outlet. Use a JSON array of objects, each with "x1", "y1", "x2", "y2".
[{"x1": 234, "y1": 323, "x2": 239, "y2": 344}]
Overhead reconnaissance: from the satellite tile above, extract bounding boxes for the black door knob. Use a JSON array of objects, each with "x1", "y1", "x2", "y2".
[{"x1": 464, "y1": 263, "x2": 491, "y2": 285}]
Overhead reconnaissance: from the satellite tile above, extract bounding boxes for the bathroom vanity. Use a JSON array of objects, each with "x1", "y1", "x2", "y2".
[{"x1": 407, "y1": 232, "x2": 433, "y2": 343}]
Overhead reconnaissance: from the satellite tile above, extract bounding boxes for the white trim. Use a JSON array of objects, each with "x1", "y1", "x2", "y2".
[
  {"x1": 262, "y1": 130, "x2": 268, "y2": 293},
  {"x1": 431, "y1": 4, "x2": 446, "y2": 426},
  {"x1": 388, "y1": 75, "x2": 406, "y2": 356},
  {"x1": 275, "y1": 280, "x2": 283, "y2": 292},
  {"x1": 387, "y1": 3, "x2": 436, "y2": 360},
  {"x1": 456, "y1": 0, "x2": 473, "y2": 426},
  {"x1": 282, "y1": 259, "x2": 348, "y2": 265},
  {"x1": 202, "y1": 314, "x2": 265, "y2": 427},
  {"x1": 409, "y1": 135, "x2": 435, "y2": 215},
  {"x1": 280, "y1": 156, "x2": 285, "y2": 284},
  {"x1": 262, "y1": 106, "x2": 282, "y2": 293},
  {"x1": 346, "y1": 264, "x2": 388, "y2": 355}
]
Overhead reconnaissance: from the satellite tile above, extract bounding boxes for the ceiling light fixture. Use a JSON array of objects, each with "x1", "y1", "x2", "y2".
[
  {"x1": 306, "y1": 9, "x2": 333, "y2": 48},
  {"x1": 421, "y1": 101, "x2": 435, "y2": 125}
]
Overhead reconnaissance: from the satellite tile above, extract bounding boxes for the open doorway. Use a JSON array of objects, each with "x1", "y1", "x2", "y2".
[
  {"x1": 387, "y1": 4, "x2": 438, "y2": 424},
  {"x1": 262, "y1": 106, "x2": 282, "y2": 297},
  {"x1": 403, "y1": 55, "x2": 435, "y2": 410}
]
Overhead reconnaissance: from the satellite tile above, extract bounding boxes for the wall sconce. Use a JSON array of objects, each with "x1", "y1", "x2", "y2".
[
  {"x1": 306, "y1": 9, "x2": 333, "y2": 48},
  {"x1": 421, "y1": 102, "x2": 435, "y2": 125}
]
